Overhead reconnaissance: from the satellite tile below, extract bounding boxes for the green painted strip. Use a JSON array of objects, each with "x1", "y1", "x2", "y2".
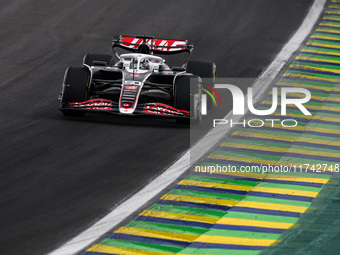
[
  {"x1": 306, "y1": 122, "x2": 340, "y2": 130},
  {"x1": 321, "y1": 102, "x2": 340, "y2": 108},
  {"x1": 99, "y1": 238, "x2": 182, "y2": 253},
  {"x1": 279, "y1": 78, "x2": 335, "y2": 88},
  {"x1": 126, "y1": 221, "x2": 206, "y2": 235},
  {"x1": 180, "y1": 247, "x2": 260, "y2": 255},
  {"x1": 320, "y1": 21, "x2": 340, "y2": 26},
  {"x1": 224, "y1": 138, "x2": 291, "y2": 149},
  {"x1": 324, "y1": 14, "x2": 340, "y2": 19},
  {"x1": 256, "y1": 107, "x2": 316, "y2": 116},
  {"x1": 186, "y1": 175, "x2": 258, "y2": 187},
  {"x1": 244, "y1": 117, "x2": 308, "y2": 127},
  {"x1": 263, "y1": 96, "x2": 323, "y2": 106},
  {"x1": 224, "y1": 211, "x2": 299, "y2": 223},
  {"x1": 233, "y1": 128, "x2": 338, "y2": 144},
  {"x1": 212, "y1": 150, "x2": 281, "y2": 161},
  {"x1": 279, "y1": 156, "x2": 338, "y2": 165},
  {"x1": 316, "y1": 27, "x2": 340, "y2": 33},
  {"x1": 298, "y1": 53, "x2": 340, "y2": 61},
  {"x1": 167, "y1": 189, "x2": 244, "y2": 201},
  {"x1": 285, "y1": 70, "x2": 339, "y2": 79},
  {"x1": 292, "y1": 61, "x2": 340, "y2": 71},
  {"x1": 149, "y1": 204, "x2": 225, "y2": 218},
  {"x1": 206, "y1": 229, "x2": 280, "y2": 239},
  {"x1": 255, "y1": 182, "x2": 322, "y2": 192},
  {"x1": 241, "y1": 196, "x2": 311, "y2": 207}
]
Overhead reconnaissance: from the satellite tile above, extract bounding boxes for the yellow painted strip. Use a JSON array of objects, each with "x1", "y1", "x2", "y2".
[
  {"x1": 301, "y1": 48, "x2": 340, "y2": 58},
  {"x1": 329, "y1": 4, "x2": 340, "y2": 9},
  {"x1": 290, "y1": 64, "x2": 340, "y2": 75},
  {"x1": 229, "y1": 133, "x2": 340, "y2": 158},
  {"x1": 304, "y1": 125, "x2": 340, "y2": 135},
  {"x1": 194, "y1": 235, "x2": 276, "y2": 246},
  {"x1": 306, "y1": 41, "x2": 340, "y2": 50},
  {"x1": 276, "y1": 92, "x2": 340, "y2": 103},
  {"x1": 323, "y1": 97, "x2": 340, "y2": 102},
  {"x1": 297, "y1": 55, "x2": 340, "y2": 64},
  {"x1": 319, "y1": 22, "x2": 340, "y2": 28},
  {"x1": 316, "y1": 28, "x2": 340, "y2": 34},
  {"x1": 319, "y1": 106, "x2": 340, "y2": 112},
  {"x1": 262, "y1": 123, "x2": 304, "y2": 132},
  {"x1": 140, "y1": 210, "x2": 218, "y2": 224},
  {"x1": 221, "y1": 142, "x2": 287, "y2": 153},
  {"x1": 265, "y1": 174, "x2": 329, "y2": 184},
  {"x1": 325, "y1": 10, "x2": 340, "y2": 15},
  {"x1": 218, "y1": 217, "x2": 294, "y2": 229},
  {"x1": 313, "y1": 115, "x2": 340, "y2": 122},
  {"x1": 236, "y1": 201, "x2": 308, "y2": 213},
  {"x1": 267, "y1": 111, "x2": 313, "y2": 120},
  {"x1": 115, "y1": 227, "x2": 198, "y2": 242},
  {"x1": 178, "y1": 179, "x2": 252, "y2": 191},
  {"x1": 232, "y1": 131, "x2": 340, "y2": 149},
  {"x1": 251, "y1": 186, "x2": 318, "y2": 198},
  {"x1": 288, "y1": 147, "x2": 340, "y2": 158},
  {"x1": 208, "y1": 154, "x2": 277, "y2": 165},
  {"x1": 87, "y1": 244, "x2": 172, "y2": 255},
  {"x1": 282, "y1": 73, "x2": 338, "y2": 82},
  {"x1": 323, "y1": 17, "x2": 340, "y2": 22},
  {"x1": 223, "y1": 140, "x2": 340, "y2": 158},
  {"x1": 161, "y1": 194, "x2": 238, "y2": 207}
]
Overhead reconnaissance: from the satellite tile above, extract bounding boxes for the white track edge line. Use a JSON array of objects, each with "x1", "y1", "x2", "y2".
[{"x1": 49, "y1": 1, "x2": 325, "y2": 254}]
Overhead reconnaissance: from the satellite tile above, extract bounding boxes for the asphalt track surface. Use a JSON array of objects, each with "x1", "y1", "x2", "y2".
[{"x1": 0, "y1": 0, "x2": 313, "y2": 254}]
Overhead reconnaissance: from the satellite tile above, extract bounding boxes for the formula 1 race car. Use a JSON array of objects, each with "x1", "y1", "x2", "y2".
[{"x1": 58, "y1": 35, "x2": 216, "y2": 124}]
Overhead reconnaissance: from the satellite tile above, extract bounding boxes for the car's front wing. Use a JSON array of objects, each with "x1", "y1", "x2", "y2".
[{"x1": 62, "y1": 98, "x2": 190, "y2": 118}]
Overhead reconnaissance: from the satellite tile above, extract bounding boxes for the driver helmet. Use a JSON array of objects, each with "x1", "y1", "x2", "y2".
[{"x1": 139, "y1": 59, "x2": 150, "y2": 70}]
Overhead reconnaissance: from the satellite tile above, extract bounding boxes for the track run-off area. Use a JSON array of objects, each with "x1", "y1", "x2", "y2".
[{"x1": 49, "y1": 0, "x2": 340, "y2": 255}]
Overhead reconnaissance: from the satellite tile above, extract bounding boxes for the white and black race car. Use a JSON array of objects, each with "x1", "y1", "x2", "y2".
[{"x1": 59, "y1": 35, "x2": 216, "y2": 124}]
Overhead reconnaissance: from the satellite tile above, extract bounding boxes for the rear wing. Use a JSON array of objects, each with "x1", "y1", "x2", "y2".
[{"x1": 112, "y1": 35, "x2": 193, "y2": 59}]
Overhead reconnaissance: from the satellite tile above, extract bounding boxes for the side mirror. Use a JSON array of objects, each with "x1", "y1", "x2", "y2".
[{"x1": 171, "y1": 66, "x2": 186, "y2": 72}]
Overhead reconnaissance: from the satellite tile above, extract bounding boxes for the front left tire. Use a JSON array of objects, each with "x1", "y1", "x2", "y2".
[{"x1": 60, "y1": 67, "x2": 90, "y2": 116}]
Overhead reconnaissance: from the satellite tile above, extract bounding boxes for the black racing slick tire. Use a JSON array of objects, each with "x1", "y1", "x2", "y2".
[
  {"x1": 174, "y1": 75, "x2": 202, "y2": 125},
  {"x1": 186, "y1": 60, "x2": 216, "y2": 109},
  {"x1": 83, "y1": 53, "x2": 113, "y2": 66},
  {"x1": 60, "y1": 67, "x2": 90, "y2": 116}
]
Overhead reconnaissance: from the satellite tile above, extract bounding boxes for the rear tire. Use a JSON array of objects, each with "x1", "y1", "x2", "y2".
[
  {"x1": 174, "y1": 75, "x2": 202, "y2": 125},
  {"x1": 186, "y1": 60, "x2": 216, "y2": 109},
  {"x1": 60, "y1": 67, "x2": 90, "y2": 116},
  {"x1": 83, "y1": 53, "x2": 113, "y2": 66}
]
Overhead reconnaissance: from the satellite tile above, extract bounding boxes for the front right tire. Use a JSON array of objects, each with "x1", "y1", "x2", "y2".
[
  {"x1": 174, "y1": 75, "x2": 202, "y2": 124},
  {"x1": 186, "y1": 60, "x2": 216, "y2": 109}
]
